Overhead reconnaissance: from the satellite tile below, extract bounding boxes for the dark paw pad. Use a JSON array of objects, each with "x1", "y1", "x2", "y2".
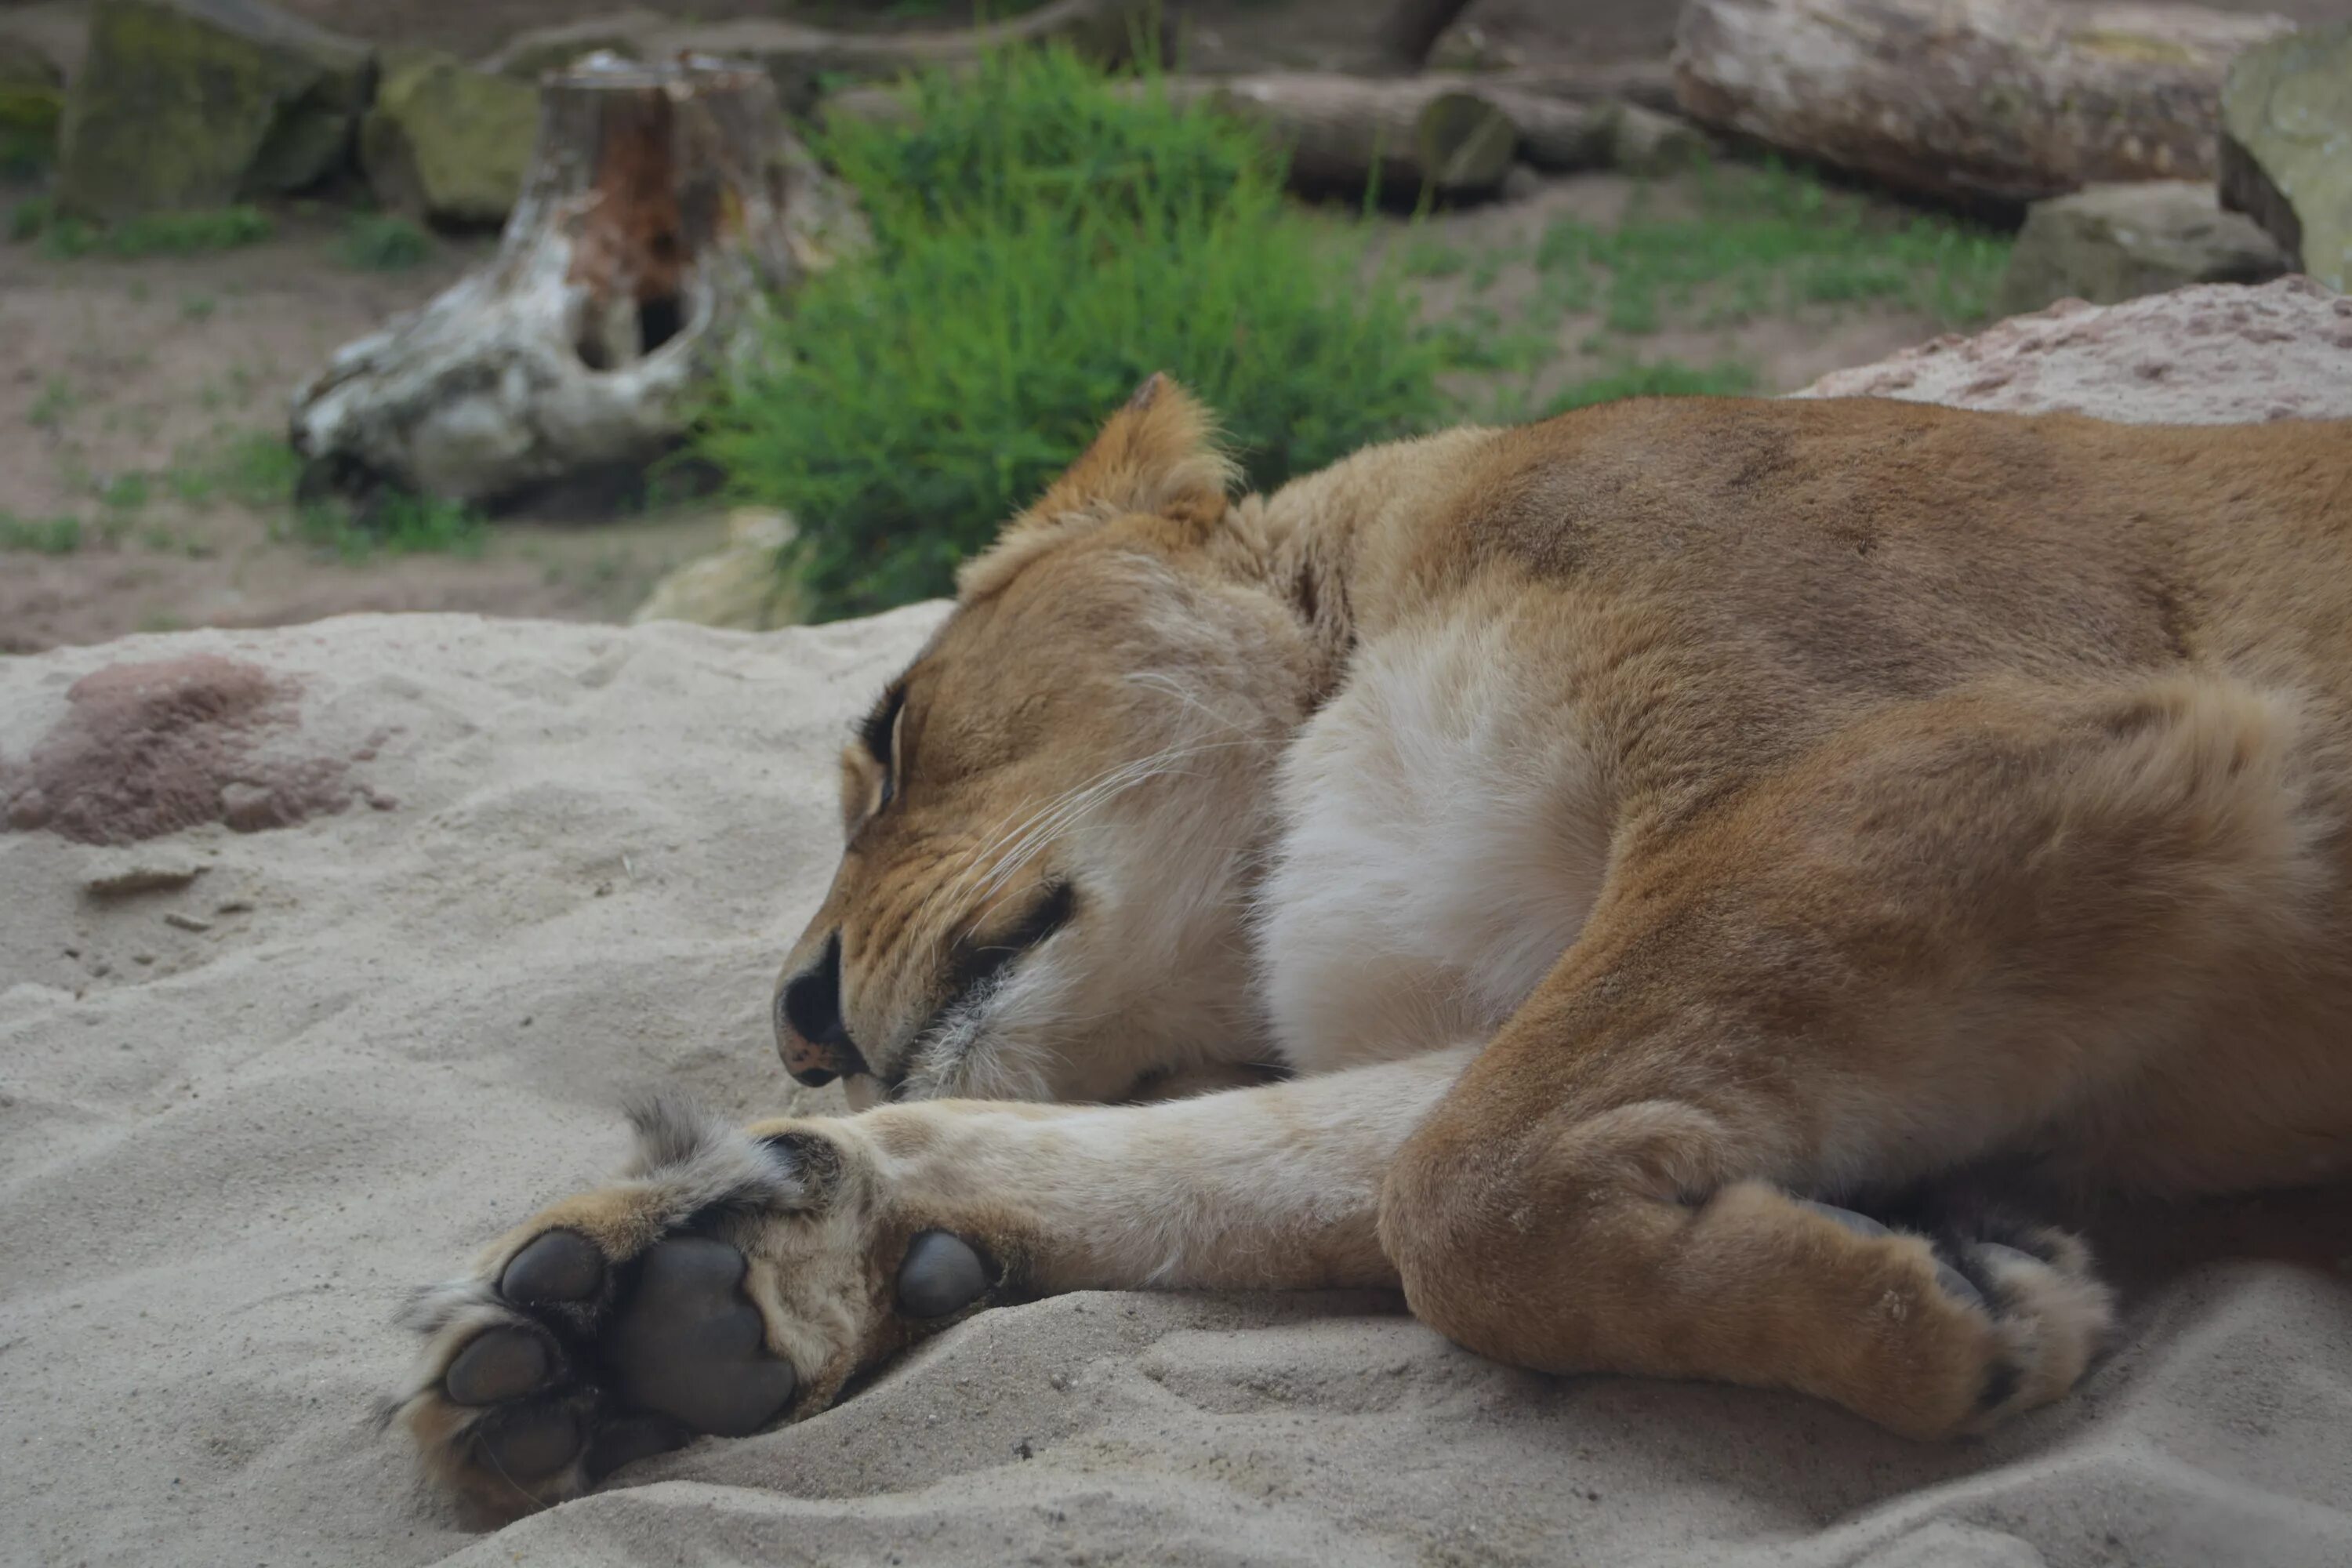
[
  {"x1": 502, "y1": 1229, "x2": 604, "y2": 1305},
  {"x1": 896, "y1": 1230, "x2": 989, "y2": 1319},
  {"x1": 606, "y1": 1237, "x2": 798, "y2": 1437},
  {"x1": 481, "y1": 1405, "x2": 583, "y2": 1479},
  {"x1": 445, "y1": 1327, "x2": 554, "y2": 1406}
]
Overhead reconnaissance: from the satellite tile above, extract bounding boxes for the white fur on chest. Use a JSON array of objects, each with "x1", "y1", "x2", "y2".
[{"x1": 1254, "y1": 613, "x2": 1617, "y2": 1073}]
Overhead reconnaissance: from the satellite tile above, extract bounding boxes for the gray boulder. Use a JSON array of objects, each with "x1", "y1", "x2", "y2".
[
  {"x1": 2220, "y1": 21, "x2": 2351, "y2": 294},
  {"x1": 360, "y1": 52, "x2": 538, "y2": 227},
  {"x1": 56, "y1": 0, "x2": 372, "y2": 219},
  {"x1": 1998, "y1": 181, "x2": 2286, "y2": 316}
]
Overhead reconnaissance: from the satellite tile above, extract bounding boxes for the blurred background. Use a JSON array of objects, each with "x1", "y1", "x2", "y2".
[{"x1": 2, "y1": 0, "x2": 2344, "y2": 651}]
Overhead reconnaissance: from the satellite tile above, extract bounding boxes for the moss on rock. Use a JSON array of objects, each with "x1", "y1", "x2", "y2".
[
  {"x1": 359, "y1": 51, "x2": 537, "y2": 228},
  {"x1": 2220, "y1": 21, "x2": 2352, "y2": 293},
  {"x1": 56, "y1": 0, "x2": 372, "y2": 220}
]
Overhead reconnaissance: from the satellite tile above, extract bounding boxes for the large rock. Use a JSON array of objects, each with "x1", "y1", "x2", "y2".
[
  {"x1": 1998, "y1": 182, "x2": 2287, "y2": 315},
  {"x1": 360, "y1": 52, "x2": 537, "y2": 228},
  {"x1": 2220, "y1": 21, "x2": 2352, "y2": 294},
  {"x1": 56, "y1": 0, "x2": 372, "y2": 219},
  {"x1": 1797, "y1": 275, "x2": 2352, "y2": 422}
]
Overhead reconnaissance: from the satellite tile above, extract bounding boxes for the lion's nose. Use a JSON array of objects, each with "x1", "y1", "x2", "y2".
[{"x1": 775, "y1": 934, "x2": 871, "y2": 1088}]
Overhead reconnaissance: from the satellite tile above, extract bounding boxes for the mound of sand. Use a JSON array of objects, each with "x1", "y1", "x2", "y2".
[{"x1": 4, "y1": 279, "x2": 2350, "y2": 1567}]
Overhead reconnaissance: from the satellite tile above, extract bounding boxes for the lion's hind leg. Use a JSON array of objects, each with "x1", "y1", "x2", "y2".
[{"x1": 1381, "y1": 671, "x2": 2326, "y2": 1438}]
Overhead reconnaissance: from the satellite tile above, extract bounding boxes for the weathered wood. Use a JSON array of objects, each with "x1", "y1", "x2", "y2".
[
  {"x1": 290, "y1": 54, "x2": 865, "y2": 506},
  {"x1": 1672, "y1": 0, "x2": 2295, "y2": 205},
  {"x1": 822, "y1": 70, "x2": 1707, "y2": 191},
  {"x1": 1140, "y1": 74, "x2": 1522, "y2": 198}
]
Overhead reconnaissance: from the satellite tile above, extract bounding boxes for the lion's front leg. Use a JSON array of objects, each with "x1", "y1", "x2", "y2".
[{"x1": 399, "y1": 1051, "x2": 1469, "y2": 1522}]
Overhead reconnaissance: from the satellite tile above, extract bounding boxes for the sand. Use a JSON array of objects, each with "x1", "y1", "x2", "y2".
[{"x1": 5, "y1": 278, "x2": 2352, "y2": 1566}]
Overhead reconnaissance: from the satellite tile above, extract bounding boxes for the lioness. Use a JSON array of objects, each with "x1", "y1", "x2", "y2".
[{"x1": 404, "y1": 379, "x2": 2352, "y2": 1519}]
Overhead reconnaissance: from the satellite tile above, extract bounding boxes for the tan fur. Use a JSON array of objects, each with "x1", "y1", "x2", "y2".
[{"x1": 407, "y1": 383, "x2": 2352, "y2": 1519}]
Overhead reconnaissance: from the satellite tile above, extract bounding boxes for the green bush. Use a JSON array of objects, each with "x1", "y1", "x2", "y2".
[{"x1": 694, "y1": 45, "x2": 1447, "y2": 619}]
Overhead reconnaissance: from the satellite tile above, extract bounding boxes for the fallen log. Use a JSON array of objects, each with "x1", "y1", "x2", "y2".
[
  {"x1": 1672, "y1": 0, "x2": 2296, "y2": 206},
  {"x1": 290, "y1": 53, "x2": 866, "y2": 506},
  {"x1": 823, "y1": 71, "x2": 1705, "y2": 195},
  {"x1": 1158, "y1": 74, "x2": 1520, "y2": 198}
]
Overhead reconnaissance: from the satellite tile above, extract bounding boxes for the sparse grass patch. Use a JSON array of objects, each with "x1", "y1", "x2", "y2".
[
  {"x1": 99, "y1": 472, "x2": 152, "y2": 511},
  {"x1": 1399, "y1": 233, "x2": 1469, "y2": 278},
  {"x1": 24, "y1": 203, "x2": 272, "y2": 260},
  {"x1": 28, "y1": 376, "x2": 74, "y2": 429},
  {"x1": 162, "y1": 430, "x2": 302, "y2": 509},
  {"x1": 0, "y1": 510, "x2": 83, "y2": 554},
  {"x1": 288, "y1": 492, "x2": 488, "y2": 561},
  {"x1": 180, "y1": 292, "x2": 218, "y2": 322},
  {"x1": 336, "y1": 213, "x2": 433, "y2": 271},
  {"x1": 1535, "y1": 159, "x2": 2009, "y2": 338},
  {"x1": 8, "y1": 194, "x2": 52, "y2": 242},
  {"x1": 695, "y1": 44, "x2": 1446, "y2": 619}
]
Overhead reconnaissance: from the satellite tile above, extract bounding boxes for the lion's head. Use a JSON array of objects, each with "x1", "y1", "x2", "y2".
[{"x1": 771, "y1": 377, "x2": 1334, "y2": 1105}]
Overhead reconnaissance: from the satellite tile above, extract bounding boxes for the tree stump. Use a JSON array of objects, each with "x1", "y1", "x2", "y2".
[
  {"x1": 290, "y1": 53, "x2": 865, "y2": 507},
  {"x1": 1672, "y1": 0, "x2": 2296, "y2": 208}
]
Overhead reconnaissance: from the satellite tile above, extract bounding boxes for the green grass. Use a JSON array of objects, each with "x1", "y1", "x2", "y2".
[
  {"x1": 16, "y1": 203, "x2": 273, "y2": 260},
  {"x1": 7, "y1": 194, "x2": 51, "y2": 242},
  {"x1": 160, "y1": 430, "x2": 303, "y2": 510},
  {"x1": 288, "y1": 492, "x2": 488, "y2": 561},
  {"x1": 27, "y1": 376, "x2": 73, "y2": 429},
  {"x1": 99, "y1": 472, "x2": 151, "y2": 512},
  {"x1": 336, "y1": 213, "x2": 433, "y2": 271},
  {"x1": 1398, "y1": 233, "x2": 1468, "y2": 278},
  {"x1": 0, "y1": 510, "x2": 83, "y2": 554},
  {"x1": 694, "y1": 44, "x2": 1446, "y2": 619},
  {"x1": 1534, "y1": 159, "x2": 2009, "y2": 338}
]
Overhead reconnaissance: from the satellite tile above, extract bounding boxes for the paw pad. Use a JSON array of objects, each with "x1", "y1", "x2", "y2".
[
  {"x1": 500, "y1": 1228, "x2": 604, "y2": 1305},
  {"x1": 606, "y1": 1238, "x2": 799, "y2": 1438},
  {"x1": 895, "y1": 1230, "x2": 989, "y2": 1319},
  {"x1": 444, "y1": 1327, "x2": 552, "y2": 1406}
]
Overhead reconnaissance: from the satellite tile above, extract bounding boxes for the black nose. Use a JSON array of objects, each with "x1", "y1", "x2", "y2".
[{"x1": 776, "y1": 934, "x2": 869, "y2": 1087}]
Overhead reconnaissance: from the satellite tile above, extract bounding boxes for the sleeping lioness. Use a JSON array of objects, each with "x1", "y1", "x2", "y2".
[{"x1": 402, "y1": 379, "x2": 2352, "y2": 1519}]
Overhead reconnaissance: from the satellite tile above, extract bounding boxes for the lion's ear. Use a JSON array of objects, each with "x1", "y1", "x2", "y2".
[{"x1": 956, "y1": 373, "x2": 1237, "y2": 601}]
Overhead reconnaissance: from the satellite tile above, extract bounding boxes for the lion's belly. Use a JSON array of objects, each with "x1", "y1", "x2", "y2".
[{"x1": 1256, "y1": 614, "x2": 1614, "y2": 1075}]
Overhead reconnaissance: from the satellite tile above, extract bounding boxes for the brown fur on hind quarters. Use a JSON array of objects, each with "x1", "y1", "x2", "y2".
[{"x1": 402, "y1": 374, "x2": 2352, "y2": 1522}]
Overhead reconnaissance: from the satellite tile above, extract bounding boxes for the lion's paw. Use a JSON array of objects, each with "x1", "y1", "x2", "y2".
[{"x1": 395, "y1": 1095, "x2": 995, "y2": 1522}]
